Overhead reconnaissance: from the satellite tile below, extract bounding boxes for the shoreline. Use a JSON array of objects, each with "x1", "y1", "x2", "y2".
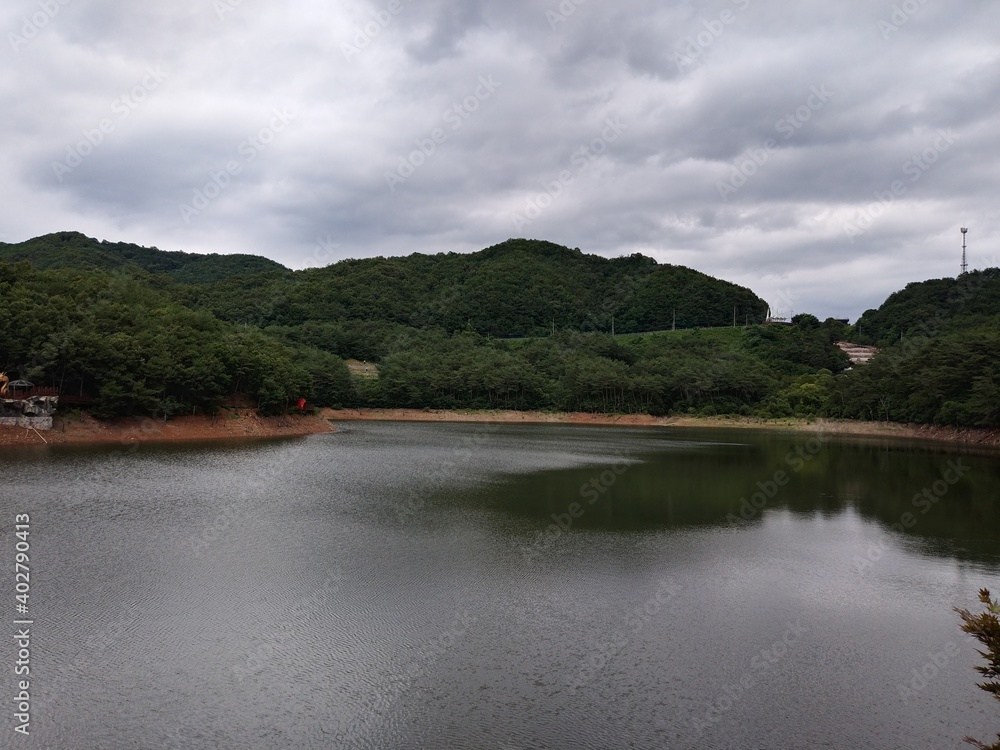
[
  {"x1": 0, "y1": 409, "x2": 335, "y2": 447},
  {"x1": 322, "y1": 408, "x2": 1000, "y2": 449},
  {"x1": 2, "y1": 406, "x2": 998, "y2": 450}
]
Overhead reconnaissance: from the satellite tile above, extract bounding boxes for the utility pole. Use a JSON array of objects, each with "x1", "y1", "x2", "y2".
[
  {"x1": 672, "y1": 309, "x2": 676, "y2": 331},
  {"x1": 733, "y1": 305, "x2": 736, "y2": 328},
  {"x1": 611, "y1": 314, "x2": 615, "y2": 337}
]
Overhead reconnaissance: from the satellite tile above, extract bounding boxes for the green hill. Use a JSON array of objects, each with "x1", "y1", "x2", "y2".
[
  {"x1": 0, "y1": 232, "x2": 852, "y2": 422},
  {"x1": 826, "y1": 268, "x2": 1000, "y2": 427},
  {"x1": 852, "y1": 268, "x2": 1000, "y2": 346},
  {"x1": 0, "y1": 231, "x2": 288, "y2": 284},
  {"x1": 182, "y1": 238, "x2": 769, "y2": 337}
]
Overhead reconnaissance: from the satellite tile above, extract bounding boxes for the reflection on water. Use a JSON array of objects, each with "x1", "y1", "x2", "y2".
[
  {"x1": 2, "y1": 421, "x2": 999, "y2": 749},
  {"x1": 469, "y1": 426, "x2": 1000, "y2": 562}
]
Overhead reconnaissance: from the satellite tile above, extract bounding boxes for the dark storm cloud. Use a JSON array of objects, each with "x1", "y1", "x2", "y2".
[{"x1": 2, "y1": 0, "x2": 998, "y2": 319}]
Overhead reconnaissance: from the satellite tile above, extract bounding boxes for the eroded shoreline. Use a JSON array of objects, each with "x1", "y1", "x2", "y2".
[
  {"x1": 2, "y1": 407, "x2": 998, "y2": 449},
  {"x1": 323, "y1": 408, "x2": 1000, "y2": 448},
  {"x1": 0, "y1": 409, "x2": 335, "y2": 447}
]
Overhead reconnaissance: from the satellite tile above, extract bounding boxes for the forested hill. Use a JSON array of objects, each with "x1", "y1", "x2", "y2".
[
  {"x1": 852, "y1": 267, "x2": 1000, "y2": 346},
  {"x1": 182, "y1": 238, "x2": 768, "y2": 338},
  {"x1": 829, "y1": 267, "x2": 1000, "y2": 427},
  {"x1": 0, "y1": 231, "x2": 288, "y2": 284},
  {"x1": 0, "y1": 232, "x2": 775, "y2": 420},
  {"x1": 3, "y1": 230, "x2": 998, "y2": 428}
]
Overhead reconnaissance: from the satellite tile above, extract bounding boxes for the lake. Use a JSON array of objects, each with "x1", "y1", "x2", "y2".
[{"x1": 3, "y1": 421, "x2": 1000, "y2": 749}]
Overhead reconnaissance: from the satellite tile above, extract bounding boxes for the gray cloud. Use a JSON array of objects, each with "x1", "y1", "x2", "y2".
[{"x1": 2, "y1": 0, "x2": 998, "y2": 320}]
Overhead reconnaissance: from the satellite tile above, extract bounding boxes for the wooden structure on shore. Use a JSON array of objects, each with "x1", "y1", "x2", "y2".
[{"x1": 0, "y1": 378, "x2": 59, "y2": 430}]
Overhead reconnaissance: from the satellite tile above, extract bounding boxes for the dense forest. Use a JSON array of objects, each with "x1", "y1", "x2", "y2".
[
  {"x1": 831, "y1": 268, "x2": 1000, "y2": 426},
  {"x1": 0, "y1": 232, "x2": 997, "y2": 427}
]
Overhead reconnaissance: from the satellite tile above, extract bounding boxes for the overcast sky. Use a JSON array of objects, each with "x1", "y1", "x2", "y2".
[{"x1": 3, "y1": 0, "x2": 998, "y2": 320}]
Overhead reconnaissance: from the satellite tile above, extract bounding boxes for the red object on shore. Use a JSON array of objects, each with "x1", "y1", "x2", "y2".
[{"x1": 296, "y1": 398, "x2": 307, "y2": 411}]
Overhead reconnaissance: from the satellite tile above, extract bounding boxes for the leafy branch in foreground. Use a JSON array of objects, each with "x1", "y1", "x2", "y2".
[{"x1": 956, "y1": 588, "x2": 1000, "y2": 749}]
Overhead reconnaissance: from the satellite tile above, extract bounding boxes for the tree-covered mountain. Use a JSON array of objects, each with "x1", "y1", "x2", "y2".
[
  {"x1": 0, "y1": 232, "x2": 825, "y2": 420},
  {"x1": 0, "y1": 231, "x2": 287, "y2": 284},
  {"x1": 2, "y1": 234, "x2": 770, "y2": 338},
  {"x1": 0, "y1": 261, "x2": 351, "y2": 418},
  {"x1": 3, "y1": 231, "x2": 997, "y2": 429},
  {"x1": 852, "y1": 268, "x2": 1000, "y2": 346},
  {"x1": 825, "y1": 268, "x2": 1000, "y2": 427},
  {"x1": 179, "y1": 238, "x2": 769, "y2": 338}
]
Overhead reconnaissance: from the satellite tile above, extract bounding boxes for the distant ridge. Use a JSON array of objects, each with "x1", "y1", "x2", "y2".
[
  {"x1": 0, "y1": 231, "x2": 288, "y2": 284},
  {"x1": 852, "y1": 267, "x2": 1000, "y2": 345},
  {"x1": 1, "y1": 234, "x2": 769, "y2": 338}
]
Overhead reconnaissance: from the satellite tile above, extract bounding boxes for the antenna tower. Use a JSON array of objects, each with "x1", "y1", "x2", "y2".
[{"x1": 960, "y1": 227, "x2": 968, "y2": 275}]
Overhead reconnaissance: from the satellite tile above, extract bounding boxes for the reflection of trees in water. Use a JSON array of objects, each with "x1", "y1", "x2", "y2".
[{"x1": 468, "y1": 430, "x2": 1000, "y2": 564}]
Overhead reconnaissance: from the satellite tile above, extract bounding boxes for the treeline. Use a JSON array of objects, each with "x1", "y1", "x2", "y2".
[
  {"x1": 0, "y1": 262, "x2": 352, "y2": 418},
  {"x1": 181, "y1": 240, "x2": 769, "y2": 338},
  {"x1": 834, "y1": 268, "x2": 1000, "y2": 426},
  {"x1": 0, "y1": 251, "x2": 848, "y2": 420},
  {"x1": 828, "y1": 323, "x2": 1000, "y2": 426},
  {"x1": 358, "y1": 323, "x2": 850, "y2": 417},
  {"x1": 2, "y1": 233, "x2": 768, "y2": 338},
  {"x1": 853, "y1": 268, "x2": 1000, "y2": 346},
  {"x1": 0, "y1": 231, "x2": 285, "y2": 284},
  {"x1": 1, "y1": 231, "x2": 998, "y2": 429}
]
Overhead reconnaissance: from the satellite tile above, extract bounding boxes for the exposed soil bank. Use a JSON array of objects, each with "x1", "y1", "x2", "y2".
[
  {"x1": 0, "y1": 409, "x2": 334, "y2": 446},
  {"x1": 3, "y1": 407, "x2": 997, "y2": 449},
  {"x1": 322, "y1": 408, "x2": 1000, "y2": 449}
]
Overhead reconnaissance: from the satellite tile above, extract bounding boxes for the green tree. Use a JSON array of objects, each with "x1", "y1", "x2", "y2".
[{"x1": 955, "y1": 589, "x2": 1000, "y2": 749}]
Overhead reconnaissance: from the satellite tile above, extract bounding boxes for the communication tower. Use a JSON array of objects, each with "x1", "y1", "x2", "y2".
[{"x1": 960, "y1": 227, "x2": 968, "y2": 275}]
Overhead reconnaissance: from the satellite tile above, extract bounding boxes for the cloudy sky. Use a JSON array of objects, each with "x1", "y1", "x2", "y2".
[{"x1": 2, "y1": 0, "x2": 998, "y2": 320}]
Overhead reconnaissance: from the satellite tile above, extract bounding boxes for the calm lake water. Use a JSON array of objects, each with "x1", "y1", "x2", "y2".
[{"x1": 3, "y1": 421, "x2": 1000, "y2": 749}]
